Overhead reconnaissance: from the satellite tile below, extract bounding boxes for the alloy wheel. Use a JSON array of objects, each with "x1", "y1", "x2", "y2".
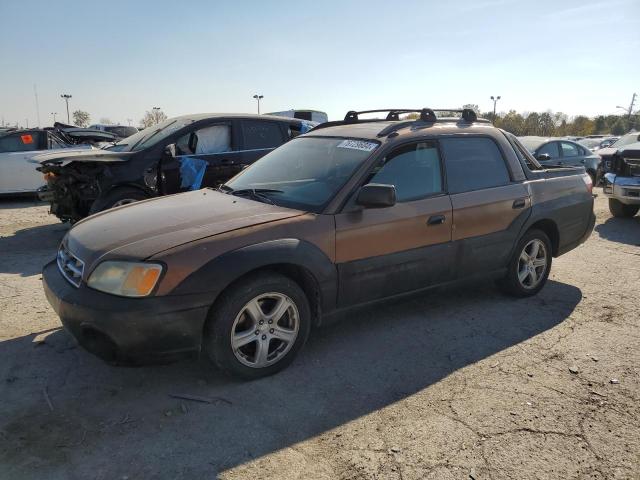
[
  {"x1": 230, "y1": 293, "x2": 299, "y2": 368},
  {"x1": 517, "y1": 239, "x2": 547, "y2": 289}
]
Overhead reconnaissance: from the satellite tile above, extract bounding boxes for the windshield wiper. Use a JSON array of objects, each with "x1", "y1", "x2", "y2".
[{"x1": 227, "y1": 188, "x2": 283, "y2": 205}]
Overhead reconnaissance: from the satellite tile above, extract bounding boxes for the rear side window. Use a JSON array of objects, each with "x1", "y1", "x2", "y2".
[
  {"x1": 241, "y1": 121, "x2": 284, "y2": 150},
  {"x1": 368, "y1": 141, "x2": 442, "y2": 202},
  {"x1": 0, "y1": 133, "x2": 41, "y2": 153},
  {"x1": 440, "y1": 137, "x2": 511, "y2": 194}
]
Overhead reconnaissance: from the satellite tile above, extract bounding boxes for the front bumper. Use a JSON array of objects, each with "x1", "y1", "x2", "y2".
[
  {"x1": 603, "y1": 174, "x2": 640, "y2": 205},
  {"x1": 42, "y1": 260, "x2": 213, "y2": 364}
]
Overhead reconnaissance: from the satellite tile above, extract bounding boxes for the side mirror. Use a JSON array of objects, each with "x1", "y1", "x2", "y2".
[
  {"x1": 164, "y1": 143, "x2": 176, "y2": 157},
  {"x1": 536, "y1": 153, "x2": 551, "y2": 161},
  {"x1": 356, "y1": 183, "x2": 396, "y2": 208}
]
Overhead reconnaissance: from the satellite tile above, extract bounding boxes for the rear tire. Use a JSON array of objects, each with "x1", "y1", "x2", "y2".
[
  {"x1": 89, "y1": 187, "x2": 149, "y2": 215},
  {"x1": 204, "y1": 273, "x2": 311, "y2": 380},
  {"x1": 499, "y1": 229, "x2": 552, "y2": 297},
  {"x1": 608, "y1": 199, "x2": 639, "y2": 218}
]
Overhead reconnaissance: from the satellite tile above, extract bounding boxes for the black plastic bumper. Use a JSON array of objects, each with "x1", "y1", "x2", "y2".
[{"x1": 42, "y1": 260, "x2": 213, "y2": 364}]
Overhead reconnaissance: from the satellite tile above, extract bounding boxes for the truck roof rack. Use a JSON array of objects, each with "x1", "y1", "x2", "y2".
[{"x1": 309, "y1": 108, "x2": 489, "y2": 135}]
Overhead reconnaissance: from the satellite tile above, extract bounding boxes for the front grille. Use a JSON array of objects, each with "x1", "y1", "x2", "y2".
[
  {"x1": 625, "y1": 159, "x2": 640, "y2": 177},
  {"x1": 57, "y1": 244, "x2": 84, "y2": 287}
]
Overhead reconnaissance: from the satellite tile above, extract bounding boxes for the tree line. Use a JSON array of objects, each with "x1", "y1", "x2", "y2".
[
  {"x1": 461, "y1": 104, "x2": 637, "y2": 137},
  {"x1": 71, "y1": 109, "x2": 168, "y2": 128}
]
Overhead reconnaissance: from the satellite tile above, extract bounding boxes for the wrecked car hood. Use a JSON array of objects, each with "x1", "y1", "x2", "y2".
[
  {"x1": 65, "y1": 189, "x2": 305, "y2": 274},
  {"x1": 34, "y1": 149, "x2": 134, "y2": 166}
]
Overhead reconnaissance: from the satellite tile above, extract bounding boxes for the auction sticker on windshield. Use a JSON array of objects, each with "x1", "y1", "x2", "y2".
[{"x1": 337, "y1": 139, "x2": 378, "y2": 152}]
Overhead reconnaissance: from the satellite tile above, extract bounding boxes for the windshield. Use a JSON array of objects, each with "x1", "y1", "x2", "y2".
[
  {"x1": 104, "y1": 118, "x2": 193, "y2": 152},
  {"x1": 611, "y1": 133, "x2": 640, "y2": 148},
  {"x1": 224, "y1": 136, "x2": 380, "y2": 212}
]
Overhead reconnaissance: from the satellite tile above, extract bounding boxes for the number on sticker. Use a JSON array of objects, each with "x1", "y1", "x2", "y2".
[{"x1": 337, "y1": 140, "x2": 378, "y2": 152}]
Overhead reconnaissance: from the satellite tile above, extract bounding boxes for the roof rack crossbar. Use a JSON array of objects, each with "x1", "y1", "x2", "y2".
[{"x1": 308, "y1": 108, "x2": 485, "y2": 133}]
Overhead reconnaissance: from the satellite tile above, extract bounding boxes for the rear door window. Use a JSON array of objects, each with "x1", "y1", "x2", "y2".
[
  {"x1": 241, "y1": 120, "x2": 285, "y2": 150},
  {"x1": 367, "y1": 141, "x2": 443, "y2": 202},
  {"x1": 560, "y1": 142, "x2": 579, "y2": 157},
  {"x1": 440, "y1": 137, "x2": 511, "y2": 194}
]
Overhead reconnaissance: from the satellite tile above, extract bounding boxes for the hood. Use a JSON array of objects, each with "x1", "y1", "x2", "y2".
[
  {"x1": 65, "y1": 189, "x2": 305, "y2": 274},
  {"x1": 34, "y1": 148, "x2": 133, "y2": 166}
]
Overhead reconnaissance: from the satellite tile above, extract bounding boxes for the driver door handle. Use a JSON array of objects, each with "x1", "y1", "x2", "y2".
[
  {"x1": 427, "y1": 215, "x2": 446, "y2": 225},
  {"x1": 512, "y1": 198, "x2": 526, "y2": 209}
]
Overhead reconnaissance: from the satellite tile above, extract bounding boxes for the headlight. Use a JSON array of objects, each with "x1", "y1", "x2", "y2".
[{"x1": 87, "y1": 261, "x2": 163, "y2": 297}]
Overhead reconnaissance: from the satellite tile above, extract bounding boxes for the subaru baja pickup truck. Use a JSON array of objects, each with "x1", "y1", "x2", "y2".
[{"x1": 43, "y1": 108, "x2": 595, "y2": 379}]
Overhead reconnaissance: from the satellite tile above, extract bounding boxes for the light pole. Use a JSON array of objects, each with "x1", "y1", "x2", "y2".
[
  {"x1": 490, "y1": 95, "x2": 501, "y2": 124},
  {"x1": 152, "y1": 106, "x2": 161, "y2": 125},
  {"x1": 617, "y1": 92, "x2": 637, "y2": 120},
  {"x1": 51, "y1": 112, "x2": 57, "y2": 124},
  {"x1": 253, "y1": 94, "x2": 264, "y2": 114},
  {"x1": 60, "y1": 94, "x2": 72, "y2": 123}
]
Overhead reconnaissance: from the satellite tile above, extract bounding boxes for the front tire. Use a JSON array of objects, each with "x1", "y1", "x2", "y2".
[
  {"x1": 89, "y1": 187, "x2": 150, "y2": 215},
  {"x1": 608, "y1": 199, "x2": 639, "y2": 218},
  {"x1": 204, "y1": 273, "x2": 311, "y2": 380},
  {"x1": 499, "y1": 229, "x2": 552, "y2": 297}
]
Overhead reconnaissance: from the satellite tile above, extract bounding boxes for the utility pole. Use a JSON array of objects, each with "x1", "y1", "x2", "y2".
[
  {"x1": 51, "y1": 112, "x2": 58, "y2": 123},
  {"x1": 253, "y1": 94, "x2": 264, "y2": 114},
  {"x1": 490, "y1": 95, "x2": 501, "y2": 124},
  {"x1": 60, "y1": 94, "x2": 72, "y2": 123}
]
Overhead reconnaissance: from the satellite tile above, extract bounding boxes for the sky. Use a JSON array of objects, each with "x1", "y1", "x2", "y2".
[{"x1": 0, "y1": 0, "x2": 638, "y2": 128}]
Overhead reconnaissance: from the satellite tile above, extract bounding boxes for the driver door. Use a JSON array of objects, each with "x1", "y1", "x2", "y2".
[{"x1": 334, "y1": 141, "x2": 454, "y2": 307}]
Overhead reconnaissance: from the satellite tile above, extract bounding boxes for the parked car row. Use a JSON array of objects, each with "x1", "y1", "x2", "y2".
[{"x1": 41, "y1": 108, "x2": 596, "y2": 379}]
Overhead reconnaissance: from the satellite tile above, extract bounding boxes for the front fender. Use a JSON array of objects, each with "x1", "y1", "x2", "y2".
[{"x1": 170, "y1": 238, "x2": 338, "y2": 313}]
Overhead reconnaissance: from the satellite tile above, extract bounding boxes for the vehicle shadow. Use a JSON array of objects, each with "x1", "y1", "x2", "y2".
[
  {"x1": 0, "y1": 223, "x2": 69, "y2": 276},
  {"x1": 0, "y1": 280, "x2": 581, "y2": 478},
  {"x1": 594, "y1": 215, "x2": 640, "y2": 246}
]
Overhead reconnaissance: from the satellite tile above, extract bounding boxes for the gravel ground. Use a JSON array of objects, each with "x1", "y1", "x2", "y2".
[{"x1": 0, "y1": 191, "x2": 638, "y2": 480}]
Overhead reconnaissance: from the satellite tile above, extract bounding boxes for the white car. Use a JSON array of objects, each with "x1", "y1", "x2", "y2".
[{"x1": 0, "y1": 129, "x2": 92, "y2": 195}]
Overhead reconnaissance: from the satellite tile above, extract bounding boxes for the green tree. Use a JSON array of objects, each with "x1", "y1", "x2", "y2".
[
  {"x1": 498, "y1": 110, "x2": 525, "y2": 135},
  {"x1": 72, "y1": 110, "x2": 90, "y2": 127},
  {"x1": 611, "y1": 119, "x2": 627, "y2": 136}
]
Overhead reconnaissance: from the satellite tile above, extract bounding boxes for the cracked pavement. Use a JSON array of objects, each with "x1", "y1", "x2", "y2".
[{"x1": 0, "y1": 191, "x2": 638, "y2": 479}]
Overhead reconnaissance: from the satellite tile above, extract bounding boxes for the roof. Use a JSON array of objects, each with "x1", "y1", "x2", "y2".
[
  {"x1": 168, "y1": 113, "x2": 308, "y2": 124},
  {"x1": 306, "y1": 119, "x2": 499, "y2": 142}
]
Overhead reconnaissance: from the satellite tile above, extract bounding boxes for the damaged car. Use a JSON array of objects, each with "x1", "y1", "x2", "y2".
[
  {"x1": 0, "y1": 126, "x2": 111, "y2": 195},
  {"x1": 36, "y1": 114, "x2": 315, "y2": 222}
]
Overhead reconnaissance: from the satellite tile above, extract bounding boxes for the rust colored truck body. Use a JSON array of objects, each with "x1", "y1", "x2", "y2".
[{"x1": 42, "y1": 109, "x2": 595, "y2": 378}]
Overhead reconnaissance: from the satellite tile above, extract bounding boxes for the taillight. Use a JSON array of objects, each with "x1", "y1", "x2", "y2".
[{"x1": 582, "y1": 172, "x2": 593, "y2": 194}]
